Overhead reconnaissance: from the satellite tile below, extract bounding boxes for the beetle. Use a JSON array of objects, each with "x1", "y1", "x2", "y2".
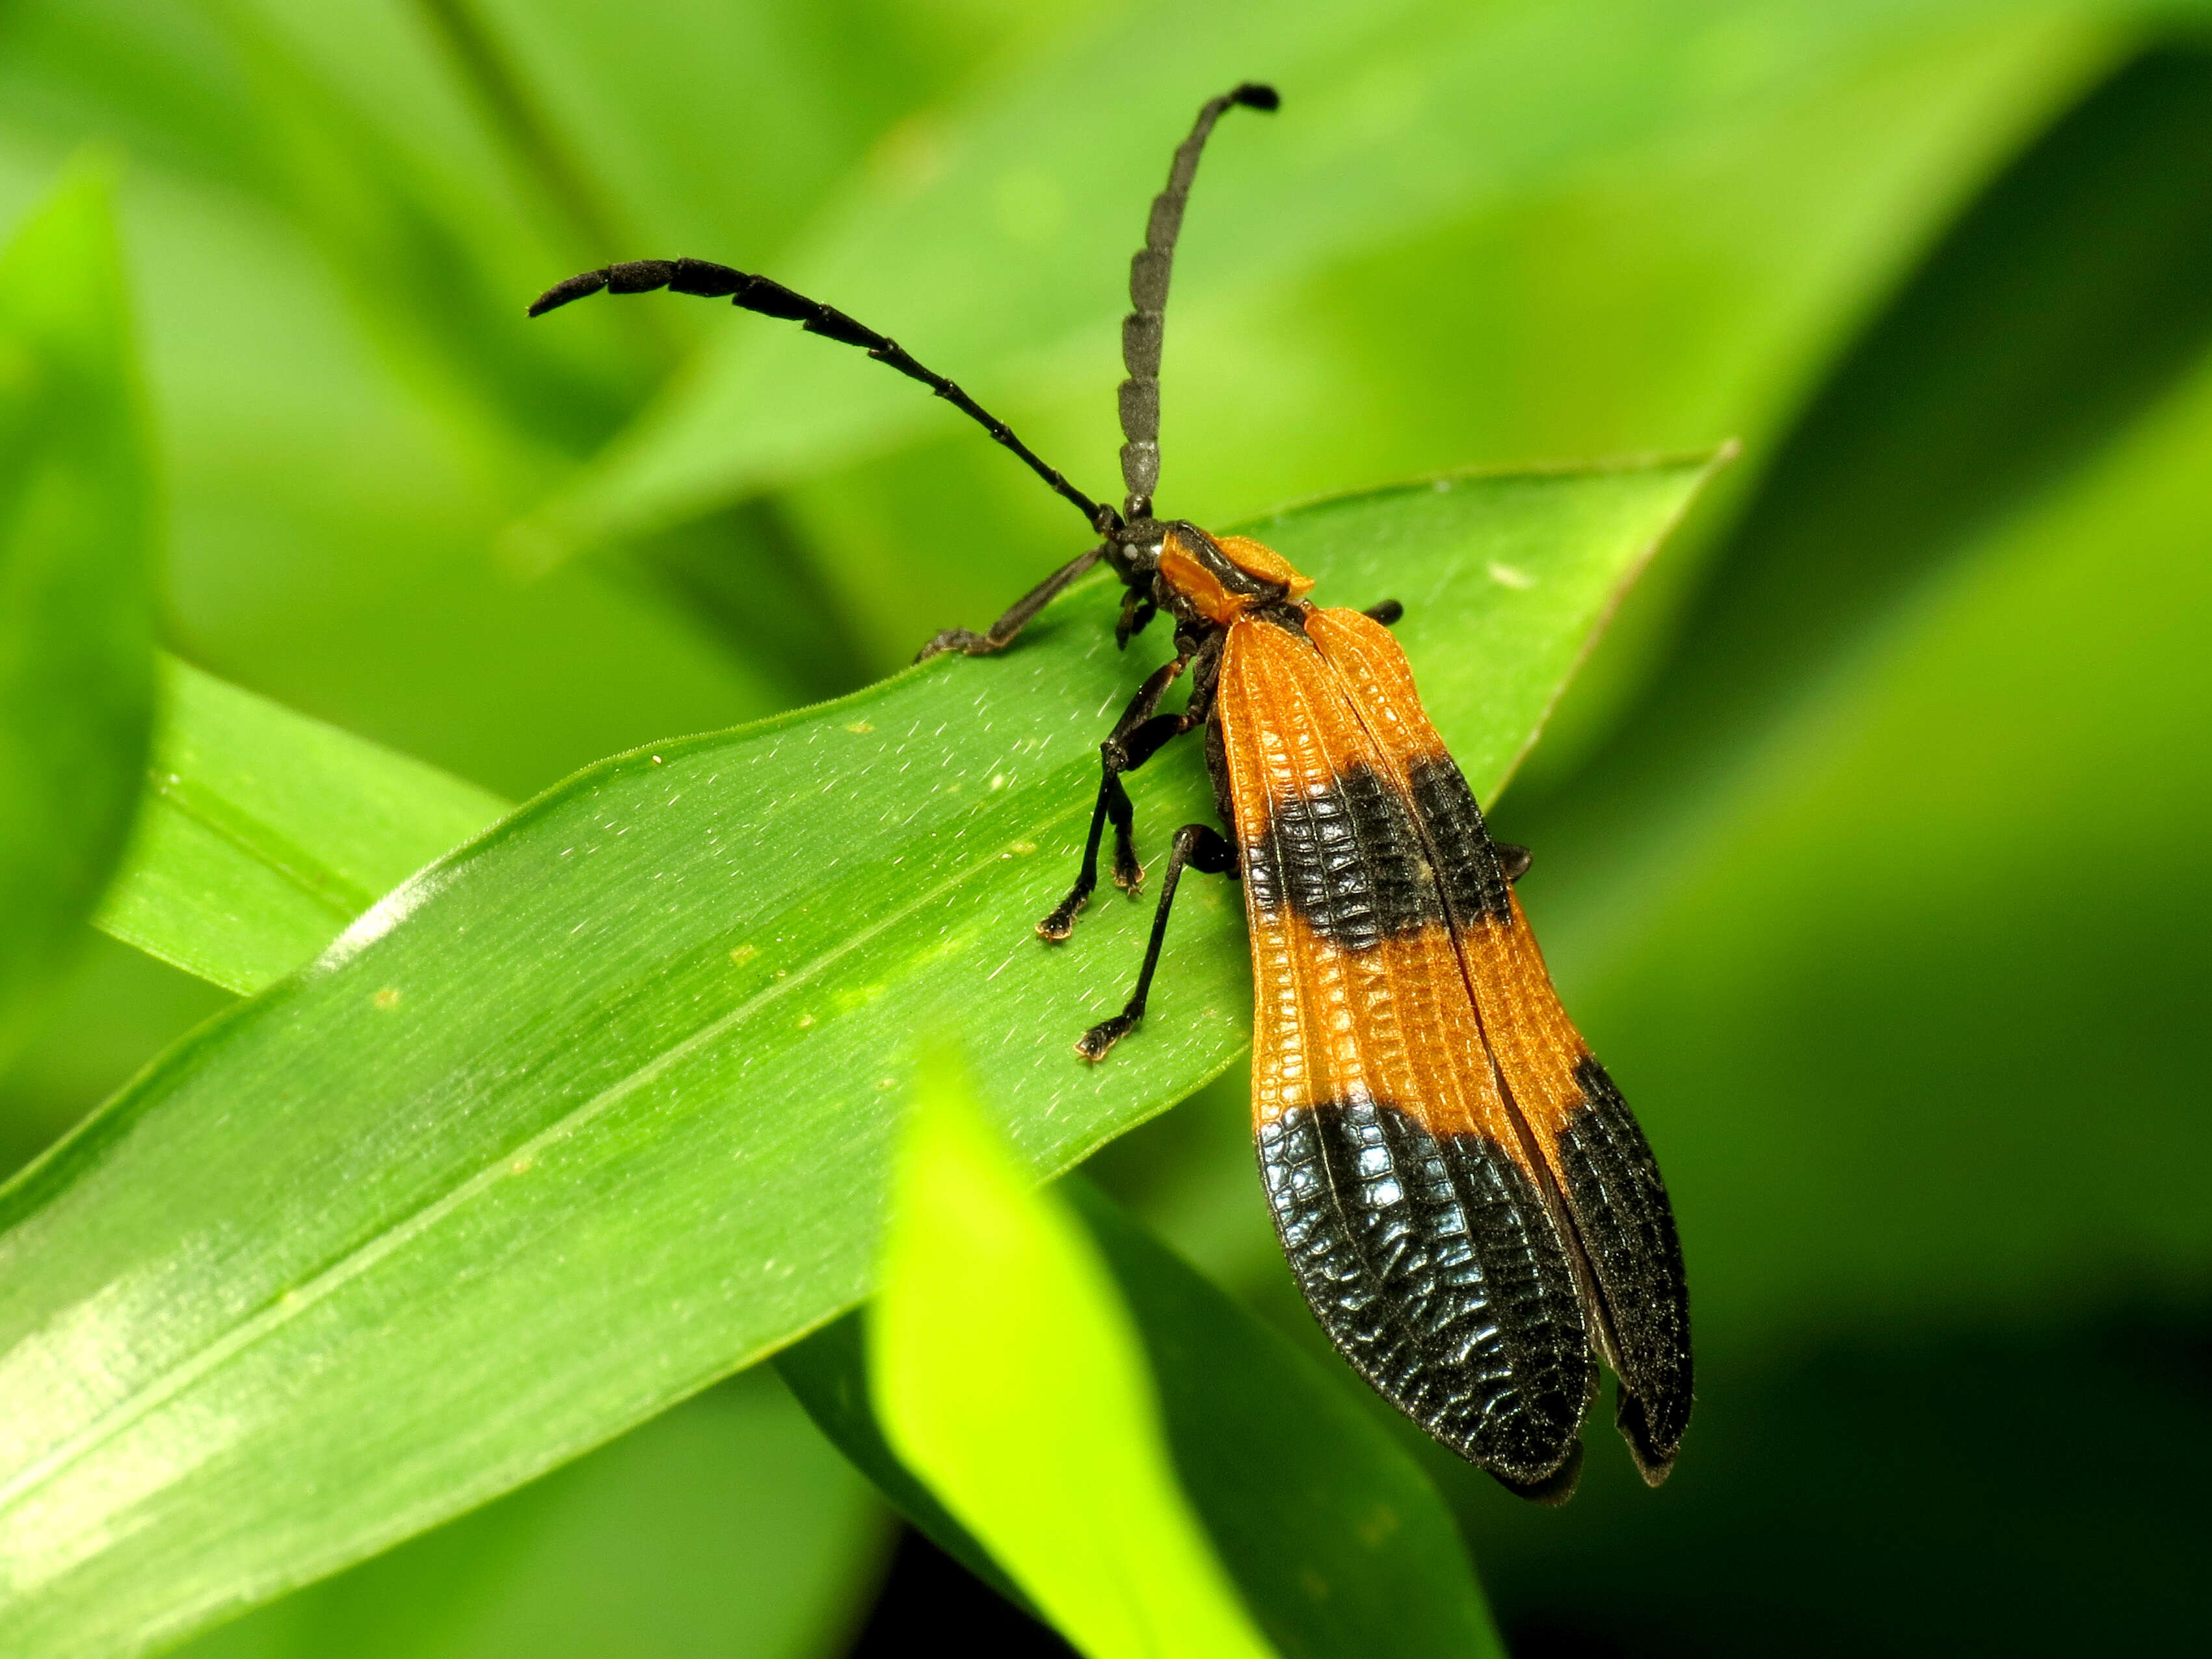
[{"x1": 529, "y1": 82, "x2": 1689, "y2": 1500}]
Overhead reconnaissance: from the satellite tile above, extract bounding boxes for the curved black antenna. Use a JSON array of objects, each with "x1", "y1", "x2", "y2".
[
  {"x1": 529, "y1": 258, "x2": 1118, "y2": 537},
  {"x1": 1117, "y1": 83, "x2": 1279, "y2": 523}
]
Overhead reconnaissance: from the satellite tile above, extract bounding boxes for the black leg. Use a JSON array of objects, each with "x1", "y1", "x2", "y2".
[
  {"x1": 1365, "y1": 598, "x2": 1404, "y2": 626},
  {"x1": 914, "y1": 546, "x2": 1105, "y2": 661},
  {"x1": 1076, "y1": 823, "x2": 1238, "y2": 1061},
  {"x1": 1102, "y1": 710, "x2": 1195, "y2": 889},
  {"x1": 1115, "y1": 587, "x2": 1158, "y2": 649},
  {"x1": 1495, "y1": 842, "x2": 1532, "y2": 884},
  {"x1": 1037, "y1": 657, "x2": 1201, "y2": 938}
]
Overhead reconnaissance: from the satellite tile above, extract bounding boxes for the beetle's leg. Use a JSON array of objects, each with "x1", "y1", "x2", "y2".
[
  {"x1": 1038, "y1": 656, "x2": 1198, "y2": 938},
  {"x1": 1075, "y1": 823, "x2": 1239, "y2": 1061},
  {"x1": 915, "y1": 546, "x2": 1106, "y2": 661},
  {"x1": 1116, "y1": 588, "x2": 1158, "y2": 649}
]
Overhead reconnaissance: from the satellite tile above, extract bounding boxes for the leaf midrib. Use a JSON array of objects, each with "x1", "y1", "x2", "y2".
[{"x1": 148, "y1": 770, "x2": 380, "y2": 919}]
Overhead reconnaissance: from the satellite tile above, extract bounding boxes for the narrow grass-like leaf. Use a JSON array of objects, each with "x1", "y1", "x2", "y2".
[
  {"x1": 873, "y1": 1055, "x2": 1272, "y2": 1658},
  {"x1": 0, "y1": 457, "x2": 1716, "y2": 1656},
  {"x1": 98, "y1": 659, "x2": 509, "y2": 996},
  {"x1": 787, "y1": 1175, "x2": 1502, "y2": 1658},
  {"x1": 0, "y1": 162, "x2": 155, "y2": 1072}
]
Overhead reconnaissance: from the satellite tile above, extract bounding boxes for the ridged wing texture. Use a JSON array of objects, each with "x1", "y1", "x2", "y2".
[
  {"x1": 1218, "y1": 613, "x2": 1594, "y2": 1486},
  {"x1": 1305, "y1": 606, "x2": 1692, "y2": 1480}
]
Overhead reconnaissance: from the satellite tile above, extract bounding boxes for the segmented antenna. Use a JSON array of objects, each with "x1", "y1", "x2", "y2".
[
  {"x1": 528, "y1": 258, "x2": 1117, "y2": 535},
  {"x1": 1117, "y1": 83, "x2": 1279, "y2": 522}
]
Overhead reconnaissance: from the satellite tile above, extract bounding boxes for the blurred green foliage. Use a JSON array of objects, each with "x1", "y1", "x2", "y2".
[
  {"x1": 0, "y1": 163, "x2": 153, "y2": 1071},
  {"x1": 0, "y1": 1, "x2": 2208, "y2": 1654}
]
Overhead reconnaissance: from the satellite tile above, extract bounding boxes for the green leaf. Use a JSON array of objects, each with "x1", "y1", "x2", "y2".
[
  {"x1": 169, "y1": 1372, "x2": 881, "y2": 1659},
  {"x1": 0, "y1": 161, "x2": 155, "y2": 1071},
  {"x1": 872, "y1": 1055, "x2": 1273, "y2": 1658},
  {"x1": 0, "y1": 457, "x2": 1717, "y2": 1656},
  {"x1": 97, "y1": 657, "x2": 509, "y2": 996},
  {"x1": 786, "y1": 1175, "x2": 1503, "y2": 1658},
  {"x1": 775, "y1": 1312, "x2": 1033, "y2": 1615}
]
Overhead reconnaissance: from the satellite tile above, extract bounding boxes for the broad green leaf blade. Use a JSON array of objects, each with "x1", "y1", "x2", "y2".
[
  {"x1": 786, "y1": 1176, "x2": 1502, "y2": 1659},
  {"x1": 872, "y1": 1055, "x2": 1273, "y2": 1659},
  {"x1": 0, "y1": 161, "x2": 155, "y2": 1072},
  {"x1": 0, "y1": 457, "x2": 1716, "y2": 1657},
  {"x1": 97, "y1": 658, "x2": 509, "y2": 996},
  {"x1": 170, "y1": 1372, "x2": 881, "y2": 1659}
]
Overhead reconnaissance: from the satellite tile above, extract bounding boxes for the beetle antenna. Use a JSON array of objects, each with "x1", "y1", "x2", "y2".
[
  {"x1": 1116, "y1": 83, "x2": 1279, "y2": 525},
  {"x1": 529, "y1": 259, "x2": 1119, "y2": 537}
]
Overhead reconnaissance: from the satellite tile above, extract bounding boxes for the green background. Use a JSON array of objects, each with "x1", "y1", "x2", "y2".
[{"x1": 2, "y1": 1, "x2": 2208, "y2": 1654}]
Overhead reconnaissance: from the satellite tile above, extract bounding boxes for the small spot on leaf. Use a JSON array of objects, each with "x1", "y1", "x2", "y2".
[
  {"x1": 373, "y1": 988, "x2": 402, "y2": 1011},
  {"x1": 1355, "y1": 1502, "x2": 1401, "y2": 1547}
]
